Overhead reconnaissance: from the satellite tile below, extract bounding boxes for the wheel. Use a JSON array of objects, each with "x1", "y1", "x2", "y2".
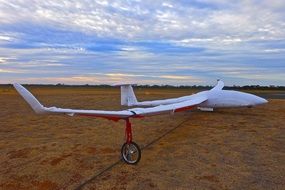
[{"x1": 121, "y1": 142, "x2": 141, "y2": 164}]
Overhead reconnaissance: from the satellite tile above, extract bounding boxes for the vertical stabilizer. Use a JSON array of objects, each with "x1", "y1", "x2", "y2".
[
  {"x1": 118, "y1": 84, "x2": 138, "y2": 106},
  {"x1": 210, "y1": 79, "x2": 224, "y2": 92}
]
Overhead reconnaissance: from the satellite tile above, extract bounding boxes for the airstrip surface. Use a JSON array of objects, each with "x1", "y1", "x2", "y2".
[{"x1": 1, "y1": 86, "x2": 284, "y2": 189}]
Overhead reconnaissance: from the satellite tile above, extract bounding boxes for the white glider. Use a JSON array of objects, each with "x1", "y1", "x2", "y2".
[
  {"x1": 13, "y1": 80, "x2": 267, "y2": 164},
  {"x1": 118, "y1": 80, "x2": 267, "y2": 108}
]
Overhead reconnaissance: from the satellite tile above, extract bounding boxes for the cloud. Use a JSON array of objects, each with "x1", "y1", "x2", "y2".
[
  {"x1": 0, "y1": 68, "x2": 26, "y2": 73},
  {"x1": 0, "y1": 35, "x2": 12, "y2": 41},
  {"x1": 159, "y1": 75, "x2": 196, "y2": 80},
  {"x1": 1, "y1": 0, "x2": 284, "y2": 41},
  {"x1": 264, "y1": 48, "x2": 285, "y2": 53},
  {"x1": 0, "y1": 73, "x2": 201, "y2": 85},
  {"x1": 0, "y1": 0, "x2": 284, "y2": 85}
]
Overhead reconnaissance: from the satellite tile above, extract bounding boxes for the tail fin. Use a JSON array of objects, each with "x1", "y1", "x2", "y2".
[
  {"x1": 117, "y1": 84, "x2": 138, "y2": 106},
  {"x1": 13, "y1": 83, "x2": 47, "y2": 114},
  {"x1": 210, "y1": 80, "x2": 224, "y2": 92}
]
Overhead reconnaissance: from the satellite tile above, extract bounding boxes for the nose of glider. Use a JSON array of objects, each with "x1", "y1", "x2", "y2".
[{"x1": 253, "y1": 96, "x2": 268, "y2": 106}]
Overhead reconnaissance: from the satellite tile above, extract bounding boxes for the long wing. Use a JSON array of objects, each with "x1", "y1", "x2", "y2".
[
  {"x1": 13, "y1": 83, "x2": 207, "y2": 121},
  {"x1": 13, "y1": 83, "x2": 132, "y2": 121},
  {"x1": 129, "y1": 95, "x2": 207, "y2": 116},
  {"x1": 122, "y1": 80, "x2": 223, "y2": 107}
]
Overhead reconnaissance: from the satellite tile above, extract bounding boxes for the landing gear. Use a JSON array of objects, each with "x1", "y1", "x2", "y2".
[
  {"x1": 121, "y1": 142, "x2": 141, "y2": 164},
  {"x1": 121, "y1": 119, "x2": 141, "y2": 164}
]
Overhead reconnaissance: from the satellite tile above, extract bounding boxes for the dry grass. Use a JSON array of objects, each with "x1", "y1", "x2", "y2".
[{"x1": 0, "y1": 86, "x2": 284, "y2": 190}]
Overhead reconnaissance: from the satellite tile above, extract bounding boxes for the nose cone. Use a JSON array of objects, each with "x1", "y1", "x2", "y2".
[{"x1": 254, "y1": 96, "x2": 268, "y2": 105}]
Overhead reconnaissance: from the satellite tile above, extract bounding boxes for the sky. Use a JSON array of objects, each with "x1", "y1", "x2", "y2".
[{"x1": 0, "y1": 0, "x2": 284, "y2": 86}]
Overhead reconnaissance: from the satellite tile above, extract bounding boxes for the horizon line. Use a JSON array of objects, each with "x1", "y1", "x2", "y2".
[{"x1": 1, "y1": 83, "x2": 285, "y2": 88}]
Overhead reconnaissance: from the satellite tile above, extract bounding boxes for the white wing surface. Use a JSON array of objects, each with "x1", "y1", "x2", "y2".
[
  {"x1": 13, "y1": 83, "x2": 207, "y2": 121},
  {"x1": 129, "y1": 95, "x2": 207, "y2": 116},
  {"x1": 13, "y1": 83, "x2": 132, "y2": 120}
]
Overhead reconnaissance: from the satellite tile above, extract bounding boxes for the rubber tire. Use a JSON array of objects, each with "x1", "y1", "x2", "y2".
[{"x1": 121, "y1": 142, "x2": 141, "y2": 165}]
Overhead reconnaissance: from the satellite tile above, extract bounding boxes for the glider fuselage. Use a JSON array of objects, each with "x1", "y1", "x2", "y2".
[{"x1": 123, "y1": 85, "x2": 267, "y2": 109}]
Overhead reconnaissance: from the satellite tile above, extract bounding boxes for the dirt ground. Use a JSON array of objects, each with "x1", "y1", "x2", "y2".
[{"x1": 0, "y1": 86, "x2": 284, "y2": 190}]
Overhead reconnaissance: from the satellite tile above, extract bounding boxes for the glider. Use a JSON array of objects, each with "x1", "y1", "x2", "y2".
[{"x1": 13, "y1": 80, "x2": 267, "y2": 164}]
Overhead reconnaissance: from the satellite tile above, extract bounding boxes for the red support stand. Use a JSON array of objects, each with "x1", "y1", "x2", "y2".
[
  {"x1": 125, "y1": 118, "x2": 132, "y2": 144},
  {"x1": 121, "y1": 118, "x2": 141, "y2": 164}
]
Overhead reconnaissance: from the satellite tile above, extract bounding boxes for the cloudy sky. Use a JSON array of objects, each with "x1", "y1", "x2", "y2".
[{"x1": 0, "y1": 0, "x2": 284, "y2": 86}]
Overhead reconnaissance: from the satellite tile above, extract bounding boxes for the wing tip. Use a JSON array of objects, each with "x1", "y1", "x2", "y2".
[{"x1": 13, "y1": 83, "x2": 20, "y2": 88}]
